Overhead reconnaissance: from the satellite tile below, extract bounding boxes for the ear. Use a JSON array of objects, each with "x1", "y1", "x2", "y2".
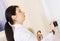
[{"x1": 11, "y1": 15, "x2": 16, "y2": 20}]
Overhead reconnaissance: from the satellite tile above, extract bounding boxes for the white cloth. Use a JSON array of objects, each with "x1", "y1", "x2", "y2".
[
  {"x1": 53, "y1": 28, "x2": 60, "y2": 41},
  {"x1": 41, "y1": 33, "x2": 54, "y2": 41},
  {"x1": 12, "y1": 24, "x2": 38, "y2": 41},
  {"x1": 41, "y1": 28, "x2": 60, "y2": 41}
]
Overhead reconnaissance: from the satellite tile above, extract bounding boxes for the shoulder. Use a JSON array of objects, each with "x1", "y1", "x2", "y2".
[{"x1": 14, "y1": 27, "x2": 37, "y2": 41}]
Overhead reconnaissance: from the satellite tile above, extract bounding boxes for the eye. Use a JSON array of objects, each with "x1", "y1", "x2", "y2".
[{"x1": 19, "y1": 10, "x2": 21, "y2": 12}]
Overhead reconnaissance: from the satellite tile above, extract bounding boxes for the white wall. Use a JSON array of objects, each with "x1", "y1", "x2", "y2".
[
  {"x1": 41, "y1": 0, "x2": 60, "y2": 32},
  {"x1": 41, "y1": 0, "x2": 60, "y2": 23}
]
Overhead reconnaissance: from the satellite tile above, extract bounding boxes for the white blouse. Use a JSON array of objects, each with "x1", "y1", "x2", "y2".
[{"x1": 12, "y1": 24, "x2": 38, "y2": 41}]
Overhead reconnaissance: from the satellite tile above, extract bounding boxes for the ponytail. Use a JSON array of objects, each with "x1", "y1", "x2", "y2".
[{"x1": 5, "y1": 22, "x2": 14, "y2": 41}]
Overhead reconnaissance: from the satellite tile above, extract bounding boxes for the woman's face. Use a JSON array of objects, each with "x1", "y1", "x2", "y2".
[{"x1": 14, "y1": 7, "x2": 25, "y2": 24}]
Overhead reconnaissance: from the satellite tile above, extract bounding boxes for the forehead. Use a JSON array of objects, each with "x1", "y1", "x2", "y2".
[
  {"x1": 16, "y1": 7, "x2": 20, "y2": 10},
  {"x1": 16, "y1": 7, "x2": 22, "y2": 12}
]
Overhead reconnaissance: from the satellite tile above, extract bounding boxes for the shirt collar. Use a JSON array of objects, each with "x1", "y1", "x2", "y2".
[{"x1": 12, "y1": 24, "x2": 24, "y2": 29}]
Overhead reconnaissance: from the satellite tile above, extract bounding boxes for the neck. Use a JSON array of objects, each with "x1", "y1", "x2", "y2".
[{"x1": 14, "y1": 22, "x2": 23, "y2": 25}]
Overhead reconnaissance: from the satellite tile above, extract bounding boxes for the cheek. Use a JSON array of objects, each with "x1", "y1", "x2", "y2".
[
  {"x1": 17, "y1": 14, "x2": 25, "y2": 21},
  {"x1": 21, "y1": 14, "x2": 25, "y2": 19},
  {"x1": 17, "y1": 15, "x2": 22, "y2": 19}
]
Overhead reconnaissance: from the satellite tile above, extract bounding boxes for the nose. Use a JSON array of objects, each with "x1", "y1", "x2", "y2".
[
  {"x1": 24, "y1": 14, "x2": 25, "y2": 17},
  {"x1": 23, "y1": 11, "x2": 25, "y2": 14},
  {"x1": 22, "y1": 12, "x2": 25, "y2": 17}
]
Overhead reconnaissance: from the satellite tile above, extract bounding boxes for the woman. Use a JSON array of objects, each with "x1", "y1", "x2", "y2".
[{"x1": 5, "y1": 5, "x2": 38, "y2": 41}]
